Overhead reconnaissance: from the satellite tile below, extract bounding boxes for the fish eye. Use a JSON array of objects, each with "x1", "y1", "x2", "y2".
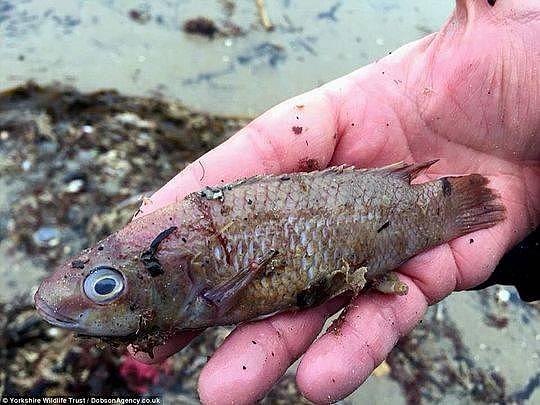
[{"x1": 83, "y1": 266, "x2": 125, "y2": 304}]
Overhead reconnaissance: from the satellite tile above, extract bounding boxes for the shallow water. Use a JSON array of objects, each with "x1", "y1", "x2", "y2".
[{"x1": 0, "y1": 0, "x2": 451, "y2": 115}]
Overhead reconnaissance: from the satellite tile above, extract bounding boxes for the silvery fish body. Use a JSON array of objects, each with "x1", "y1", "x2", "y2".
[{"x1": 34, "y1": 161, "x2": 505, "y2": 350}]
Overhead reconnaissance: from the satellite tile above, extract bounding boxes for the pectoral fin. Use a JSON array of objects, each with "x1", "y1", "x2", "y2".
[{"x1": 201, "y1": 249, "x2": 279, "y2": 317}]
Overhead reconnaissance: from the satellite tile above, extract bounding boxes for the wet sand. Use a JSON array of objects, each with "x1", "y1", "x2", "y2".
[{"x1": 0, "y1": 0, "x2": 450, "y2": 116}]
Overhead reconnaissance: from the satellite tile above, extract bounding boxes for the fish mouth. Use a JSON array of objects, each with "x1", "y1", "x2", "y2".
[{"x1": 34, "y1": 293, "x2": 80, "y2": 330}]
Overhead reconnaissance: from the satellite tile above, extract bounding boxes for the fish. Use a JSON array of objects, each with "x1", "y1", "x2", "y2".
[{"x1": 34, "y1": 160, "x2": 505, "y2": 352}]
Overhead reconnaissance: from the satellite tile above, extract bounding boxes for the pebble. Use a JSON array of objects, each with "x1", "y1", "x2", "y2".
[
  {"x1": 373, "y1": 360, "x2": 391, "y2": 377},
  {"x1": 22, "y1": 351, "x2": 39, "y2": 363},
  {"x1": 435, "y1": 303, "x2": 445, "y2": 321},
  {"x1": 65, "y1": 179, "x2": 85, "y2": 193},
  {"x1": 495, "y1": 288, "x2": 511, "y2": 303},
  {"x1": 32, "y1": 226, "x2": 61, "y2": 248},
  {"x1": 38, "y1": 141, "x2": 58, "y2": 154},
  {"x1": 67, "y1": 206, "x2": 84, "y2": 224},
  {"x1": 63, "y1": 172, "x2": 87, "y2": 193},
  {"x1": 82, "y1": 125, "x2": 94, "y2": 134},
  {"x1": 22, "y1": 160, "x2": 32, "y2": 171},
  {"x1": 46, "y1": 327, "x2": 61, "y2": 339},
  {"x1": 114, "y1": 112, "x2": 156, "y2": 129}
]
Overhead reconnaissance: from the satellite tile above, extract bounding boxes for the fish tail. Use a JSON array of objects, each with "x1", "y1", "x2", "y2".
[{"x1": 441, "y1": 174, "x2": 506, "y2": 237}]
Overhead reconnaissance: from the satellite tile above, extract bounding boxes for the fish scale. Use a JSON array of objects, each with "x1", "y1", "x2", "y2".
[{"x1": 204, "y1": 177, "x2": 386, "y2": 315}]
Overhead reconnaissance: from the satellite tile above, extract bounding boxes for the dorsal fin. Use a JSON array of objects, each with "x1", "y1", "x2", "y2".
[
  {"x1": 195, "y1": 160, "x2": 439, "y2": 196},
  {"x1": 378, "y1": 159, "x2": 439, "y2": 183},
  {"x1": 207, "y1": 164, "x2": 357, "y2": 191}
]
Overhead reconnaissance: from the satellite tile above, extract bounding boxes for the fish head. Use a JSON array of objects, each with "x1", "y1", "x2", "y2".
[{"x1": 34, "y1": 236, "x2": 159, "y2": 338}]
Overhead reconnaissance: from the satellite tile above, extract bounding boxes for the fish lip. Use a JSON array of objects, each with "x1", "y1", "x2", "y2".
[{"x1": 34, "y1": 293, "x2": 80, "y2": 330}]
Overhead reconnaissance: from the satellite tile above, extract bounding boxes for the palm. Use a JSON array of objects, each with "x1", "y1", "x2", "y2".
[
  {"x1": 132, "y1": 1, "x2": 539, "y2": 403},
  {"x1": 327, "y1": 0, "x2": 539, "y2": 307}
]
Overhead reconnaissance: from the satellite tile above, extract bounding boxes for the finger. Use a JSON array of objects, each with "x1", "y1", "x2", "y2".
[
  {"x1": 198, "y1": 296, "x2": 347, "y2": 405},
  {"x1": 137, "y1": 89, "x2": 340, "y2": 216},
  {"x1": 296, "y1": 276, "x2": 427, "y2": 403}
]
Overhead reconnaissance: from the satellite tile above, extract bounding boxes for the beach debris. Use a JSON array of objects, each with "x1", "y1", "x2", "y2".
[
  {"x1": 32, "y1": 227, "x2": 61, "y2": 248},
  {"x1": 128, "y1": 8, "x2": 151, "y2": 24},
  {"x1": 114, "y1": 112, "x2": 156, "y2": 130},
  {"x1": 373, "y1": 360, "x2": 391, "y2": 377},
  {"x1": 183, "y1": 17, "x2": 219, "y2": 39},
  {"x1": 496, "y1": 287, "x2": 511, "y2": 304},
  {"x1": 255, "y1": 0, "x2": 274, "y2": 31}
]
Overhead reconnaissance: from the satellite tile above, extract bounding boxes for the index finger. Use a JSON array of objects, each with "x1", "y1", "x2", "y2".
[{"x1": 137, "y1": 88, "x2": 341, "y2": 217}]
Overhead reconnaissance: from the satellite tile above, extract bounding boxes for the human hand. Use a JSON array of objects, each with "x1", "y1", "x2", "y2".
[{"x1": 130, "y1": 0, "x2": 540, "y2": 403}]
